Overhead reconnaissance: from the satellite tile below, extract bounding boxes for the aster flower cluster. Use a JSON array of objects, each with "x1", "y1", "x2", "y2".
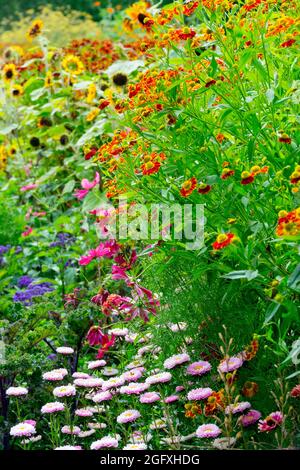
[{"x1": 13, "y1": 280, "x2": 54, "y2": 305}]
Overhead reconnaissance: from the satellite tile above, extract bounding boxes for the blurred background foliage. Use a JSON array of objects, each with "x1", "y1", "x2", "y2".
[{"x1": 0, "y1": 1, "x2": 170, "y2": 47}]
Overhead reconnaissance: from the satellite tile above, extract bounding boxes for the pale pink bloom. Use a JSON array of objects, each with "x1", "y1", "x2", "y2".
[
  {"x1": 186, "y1": 361, "x2": 212, "y2": 376},
  {"x1": 122, "y1": 369, "x2": 143, "y2": 382},
  {"x1": 41, "y1": 402, "x2": 65, "y2": 414},
  {"x1": 117, "y1": 409, "x2": 141, "y2": 424},
  {"x1": 164, "y1": 395, "x2": 179, "y2": 403},
  {"x1": 72, "y1": 372, "x2": 90, "y2": 379},
  {"x1": 102, "y1": 376, "x2": 125, "y2": 391},
  {"x1": 78, "y1": 429, "x2": 96, "y2": 438},
  {"x1": 55, "y1": 446, "x2": 82, "y2": 450},
  {"x1": 61, "y1": 425, "x2": 81, "y2": 435},
  {"x1": 88, "y1": 360, "x2": 106, "y2": 370},
  {"x1": 73, "y1": 378, "x2": 103, "y2": 388},
  {"x1": 125, "y1": 360, "x2": 145, "y2": 370},
  {"x1": 123, "y1": 443, "x2": 147, "y2": 450},
  {"x1": 23, "y1": 420, "x2": 36, "y2": 427},
  {"x1": 42, "y1": 371, "x2": 65, "y2": 381},
  {"x1": 140, "y1": 392, "x2": 160, "y2": 404},
  {"x1": 225, "y1": 402, "x2": 251, "y2": 415},
  {"x1": 196, "y1": 424, "x2": 221, "y2": 438},
  {"x1": 145, "y1": 372, "x2": 172, "y2": 385},
  {"x1": 10, "y1": 423, "x2": 36, "y2": 437},
  {"x1": 56, "y1": 346, "x2": 74, "y2": 355},
  {"x1": 75, "y1": 408, "x2": 94, "y2": 417},
  {"x1": 218, "y1": 356, "x2": 243, "y2": 373},
  {"x1": 108, "y1": 327, "x2": 129, "y2": 337},
  {"x1": 92, "y1": 391, "x2": 113, "y2": 403},
  {"x1": 164, "y1": 353, "x2": 190, "y2": 369},
  {"x1": 6, "y1": 386, "x2": 28, "y2": 397},
  {"x1": 120, "y1": 382, "x2": 149, "y2": 395},
  {"x1": 168, "y1": 322, "x2": 187, "y2": 332},
  {"x1": 91, "y1": 436, "x2": 118, "y2": 449},
  {"x1": 21, "y1": 183, "x2": 38, "y2": 192},
  {"x1": 187, "y1": 387, "x2": 212, "y2": 401},
  {"x1": 175, "y1": 385, "x2": 185, "y2": 393},
  {"x1": 53, "y1": 385, "x2": 76, "y2": 398},
  {"x1": 88, "y1": 422, "x2": 107, "y2": 430},
  {"x1": 102, "y1": 367, "x2": 119, "y2": 377},
  {"x1": 150, "y1": 418, "x2": 166, "y2": 430}
]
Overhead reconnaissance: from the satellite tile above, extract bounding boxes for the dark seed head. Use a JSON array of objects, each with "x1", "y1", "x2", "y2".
[
  {"x1": 29, "y1": 137, "x2": 40, "y2": 148},
  {"x1": 60, "y1": 135, "x2": 69, "y2": 145},
  {"x1": 112, "y1": 73, "x2": 128, "y2": 87},
  {"x1": 39, "y1": 117, "x2": 52, "y2": 127}
]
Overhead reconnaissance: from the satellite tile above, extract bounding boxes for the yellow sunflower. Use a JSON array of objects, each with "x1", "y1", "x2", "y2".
[
  {"x1": 27, "y1": 19, "x2": 43, "y2": 41},
  {"x1": 62, "y1": 55, "x2": 85, "y2": 75},
  {"x1": 11, "y1": 84, "x2": 23, "y2": 98},
  {"x1": 86, "y1": 108, "x2": 100, "y2": 122},
  {"x1": 2, "y1": 63, "x2": 17, "y2": 83},
  {"x1": 45, "y1": 71, "x2": 53, "y2": 88},
  {"x1": 86, "y1": 83, "x2": 97, "y2": 104},
  {"x1": 8, "y1": 146, "x2": 17, "y2": 156}
]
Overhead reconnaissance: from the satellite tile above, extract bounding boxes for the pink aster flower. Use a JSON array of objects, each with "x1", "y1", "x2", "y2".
[
  {"x1": 61, "y1": 425, "x2": 81, "y2": 435},
  {"x1": 145, "y1": 372, "x2": 172, "y2": 385},
  {"x1": 72, "y1": 372, "x2": 90, "y2": 379},
  {"x1": 102, "y1": 376, "x2": 125, "y2": 391},
  {"x1": 120, "y1": 382, "x2": 149, "y2": 395},
  {"x1": 140, "y1": 392, "x2": 160, "y2": 404},
  {"x1": 41, "y1": 402, "x2": 65, "y2": 414},
  {"x1": 164, "y1": 353, "x2": 190, "y2": 370},
  {"x1": 55, "y1": 446, "x2": 82, "y2": 450},
  {"x1": 218, "y1": 356, "x2": 243, "y2": 373},
  {"x1": 20, "y1": 183, "x2": 38, "y2": 192},
  {"x1": 10, "y1": 423, "x2": 36, "y2": 438},
  {"x1": 23, "y1": 420, "x2": 36, "y2": 427},
  {"x1": 186, "y1": 361, "x2": 212, "y2": 376},
  {"x1": 56, "y1": 346, "x2": 74, "y2": 355},
  {"x1": 53, "y1": 385, "x2": 76, "y2": 398},
  {"x1": 88, "y1": 359, "x2": 107, "y2": 370},
  {"x1": 91, "y1": 437, "x2": 118, "y2": 450},
  {"x1": 123, "y1": 443, "x2": 147, "y2": 450},
  {"x1": 92, "y1": 391, "x2": 113, "y2": 403},
  {"x1": 164, "y1": 395, "x2": 179, "y2": 404},
  {"x1": 117, "y1": 409, "x2": 141, "y2": 424},
  {"x1": 42, "y1": 371, "x2": 65, "y2": 381},
  {"x1": 240, "y1": 409, "x2": 262, "y2": 427},
  {"x1": 225, "y1": 402, "x2": 251, "y2": 415},
  {"x1": 73, "y1": 378, "x2": 103, "y2": 388},
  {"x1": 75, "y1": 409, "x2": 94, "y2": 417},
  {"x1": 187, "y1": 387, "x2": 212, "y2": 401},
  {"x1": 175, "y1": 385, "x2": 185, "y2": 393},
  {"x1": 122, "y1": 369, "x2": 143, "y2": 382},
  {"x1": 258, "y1": 411, "x2": 283, "y2": 432},
  {"x1": 6, "y1": 386, "x2": 28, "y2": 397},
  {"x1": 196, "y1": 423, "x2": 221, "y2": 438}
]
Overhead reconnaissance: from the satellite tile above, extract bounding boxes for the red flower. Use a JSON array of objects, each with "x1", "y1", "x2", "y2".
[
  {"x1": 99, "y1": 99, "x2": 110, "y2": 110},
  {"x1": 86, "y1": 326, "x2": 103, "y2": 346},
  {"x1": 290, "y1": 384, "x2": 300, "y2": 398},
  {"x1": 84, "y1": 148, "x2": 97, "y2": 160},
  {"x1": 212, "y1": 233, "x2": 236, "y2": 250},
  {"x1": 221, "y1": 168, "x2": 235, "y2": 180},
  {"x1": 205, "y1": 79, "x2": 216, "y2": 88},
  {"x1": 279, "y1": 134, "x2": 291, "y2": 144},
  {"x1": 281, "y1": 39, "x2": 296, "y2": 48},
  {"x1": 241, "y1": 171, "x2": 255, "y2": 185},
  {"x1": 180, "y1": 177, "x2": 197, "y2": 197},
  {"x1": 198, "y1": 183, "x2": 212, "y2": 194},
  {"x1": 96, "y1": 334, "x2": 115, "y2": 359}
]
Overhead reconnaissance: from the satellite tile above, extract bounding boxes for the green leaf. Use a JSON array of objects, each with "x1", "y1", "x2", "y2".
[
  {"x1": 62, "y1": 180, "x2": 75, "y2": 195},
  {"x1": 264, "y1": 302, "x2": 281, "y2": 324},
  {"x1": 82, "y1": 189, "x2": 108, "y2": 212},
  {"x1": 222, "y1": 270, "x2": 259, "y2": 280},
  {"x1": 287, "y1": 264, "x2": 300, "y2": 291},
  {"x1": 0, "y1": 123, "x2": 18, "y2": 135}
]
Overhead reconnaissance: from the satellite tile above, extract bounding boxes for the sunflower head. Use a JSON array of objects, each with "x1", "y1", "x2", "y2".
[
  {"x1": 27, "y1": 19, "x2": 43, "y2": 41},
  {"x1": 2, "y1": 64, "x2": 17, "y2": 83},
  {"x1": 61, "y1": 55, "x2": 85, "y2": 75},
  {"x1": 112, "y1": 73, "x2": 128, "y2": 87},
  {"x1": 11, "y1": 84, "x2": 23, "y2": 98}
]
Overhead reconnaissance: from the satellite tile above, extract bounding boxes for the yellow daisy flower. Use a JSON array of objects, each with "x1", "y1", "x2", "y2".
[
  {"x1": 86, "y1": 108, "x2": 100, "y2": 122},
  {"x1": 11, "y1": 84, "x2": 24, "y2": 98}
]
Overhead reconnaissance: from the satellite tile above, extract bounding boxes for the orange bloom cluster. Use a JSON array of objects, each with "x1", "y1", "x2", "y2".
[
  {"x1": 183, "y1": 1, "x2": 199, "y2": 16},
  {"x1": 244, "y1": 337, "x2": 259, "y2": 361},
  {"x1": 184, "y1": 402, "x2": 202, "y2": 418},
  {"x1": 204, "y1": 389, "x2": 226, "y2": 415},
  {"x1": 290, "y1": 164, "x2": 300, "y2": 185},
  {"x1": 212, "y1": 233, "x2": 236, "y2": 250},
  {"x1": 63, "y1": 39, "x2": 120, "y2": 73},
  {"x1": 242, "y1": 381, "x2": 259, "y2": 398},
  {"x1": 266, "y1": 16, "x2": 296, "y2": 37},
  {"x1": 140, "y1": 152, "x2": 166, "y2": 175},
  {"x1": 241, "y1": 165, "x2": 268, "y2": 185},
  {"x1": 156, "y1": 6, "x2": 180, "y2": 25},
  {"x1": 276, "y1": 208, "x2": 300, "y2": 238}
]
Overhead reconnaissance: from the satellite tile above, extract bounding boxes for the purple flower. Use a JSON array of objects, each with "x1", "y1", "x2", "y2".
[
  {"x1": 18, "y1": 276, "x2": 34, "y2": 288},
  {"x1": 50, "y1": 232, "x2": 75, "y2": 248},
  {"x1": 240, "y1": 409, "x2": 261, "y2": 427}
]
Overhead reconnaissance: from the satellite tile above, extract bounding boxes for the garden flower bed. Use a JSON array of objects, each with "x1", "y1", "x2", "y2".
[{"x1": 0, "y1": 0, "x2": 299, "y2": 451}]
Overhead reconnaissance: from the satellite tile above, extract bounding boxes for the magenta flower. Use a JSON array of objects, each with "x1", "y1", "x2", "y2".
[
  {"x1": 240, "y1": 409, "x2": 261, "y2": 427},
  {"x1": 258, "y1": 411, "x2": 283, "y2": 432},
  {"x1": 74, "y1": 172, "x2": 100, "y2": 200},
  {"x1": 86, "y1": 325, "x2": 103, "y2": 346},
  {"x1": 79, "y1": 240, "x2": 120, "y2": 265},
  {"x1": 20, "y1": 183, "x2": 38, "y2": 192},
  {"x1": 225, "y1": 402, "x2": 251, "y2": 415},
  {"x1": 164, "y1": 395, "x2": 179, "y2": 403}
]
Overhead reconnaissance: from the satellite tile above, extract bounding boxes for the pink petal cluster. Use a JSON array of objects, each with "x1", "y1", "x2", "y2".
[
  {"x1": 10, "y1": 423, "x2": 36, "y2": 437},
  {"x1": 140, "y1": 392, "x2": 160, "y2": 404},
  {"x1": 196, "y1": 424, "x2": 221, "y2": 438},
  {"x1": 240, "y1": 409, "x2": 262, "y2": 427},
  {"x1": 164, "y1": 353, "x2": 190, "y2": 369},
  {"x1": 53, "y1": 385, "x2": 76, "y2": 398},
  {"x1": 6, "y1": 386, "x2": 28, "y2": 397},
  {"x1": 41, "y1": 402, "x2": 65, "y2": 414},
  {"x1": 218, "y1": 356, "x2": 243, "y2": 373},
  {"x1": 79, "y1": 240, "x2": 120, "y2": 266},
  {"x1": 187, "y1": 387, "x2": 212, "y2": 401},
  {"x1": 117, "y1": 409, "x2": 141, "y2": 424},
  {"x1": 186, "y1": 361, "x2": 212, "y2": 376},
  {"x1": 145, "y1": 372, "x2": 172, "y2": 385},
  {"x1": 91, "y1": 437, "x2": 118, "y2": 449},
  {"x1": 74, "y1": 172, "x2": 100, "y2": 200}
]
